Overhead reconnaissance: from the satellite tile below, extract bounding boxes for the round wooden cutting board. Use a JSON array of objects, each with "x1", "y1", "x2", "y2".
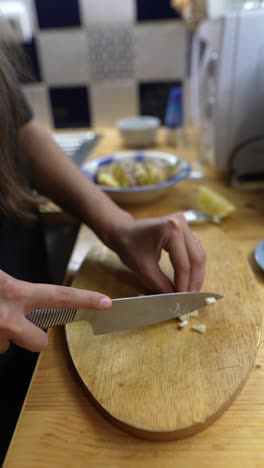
[{"x1": 65, "y1": 226, "x2": 262, "y2": 440}]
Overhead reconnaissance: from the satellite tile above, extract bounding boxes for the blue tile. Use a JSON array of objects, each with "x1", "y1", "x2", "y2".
[
  {"x1": 35, "y1": 0, "x2": 80, "y2": 29},
  {"x1": 49, "y1": 86, "x2": 91, "y2": 128},
  {"x1": 136, "y1": 0, "x2": 180, "y2": 22},
  {"x1": 138, "y1": 81, "x2": 182, "y2": 124},
  {"x1": 21, "y1": 38, "x2": 42, "y2": 82}
]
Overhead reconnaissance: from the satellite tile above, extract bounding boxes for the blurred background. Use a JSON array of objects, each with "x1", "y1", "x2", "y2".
[{"x1": 0, "y1": 0, "x2": 259, "y2": 130}]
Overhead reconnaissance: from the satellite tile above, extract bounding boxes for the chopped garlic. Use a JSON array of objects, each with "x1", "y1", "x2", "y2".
[
  {"x1": 178, "y1": 320, "x2": 188, "y2": 328},
  {"x1": 194, "y1": 418, "x2": 206, "y2": 424},
  {"x1": 179, "y1": 314, "x2": 188, "y2": 321},
  {"x1": 191, "y1": 324, "x2": 206, "y2": 334},
  {"x1": 188, "y1": 310, "x2": 199, "y2": 317},
  {"x1": 179, "y1": 310, "x2": 198, "y2": 321},
  {"x1": 205, "y1": 297, "x2": 216, "y2": 305}
]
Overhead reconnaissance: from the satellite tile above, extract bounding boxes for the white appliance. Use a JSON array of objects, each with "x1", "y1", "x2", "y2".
[{"x1": 190, "y1": 8, "x2": 264, "y2": 187}]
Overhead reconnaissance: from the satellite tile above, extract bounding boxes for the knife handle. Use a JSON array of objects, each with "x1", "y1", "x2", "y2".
[{"x1": 26, "y1": 308, "x2": 77, "y2": 329}]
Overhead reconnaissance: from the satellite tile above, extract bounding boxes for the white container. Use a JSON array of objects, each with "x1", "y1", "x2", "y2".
[{"x1": 116, "y1": 116, "x2": 160, "y2": 148}]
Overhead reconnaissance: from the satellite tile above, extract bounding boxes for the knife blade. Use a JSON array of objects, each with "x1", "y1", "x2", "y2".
[{"x1": 26, "y1": 291, "x2": 223, "y2": 335}]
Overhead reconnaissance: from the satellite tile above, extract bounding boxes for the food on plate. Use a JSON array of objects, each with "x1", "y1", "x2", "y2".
[
  {"x1": 191, "y1": 324, "x2": 206, "y2": 334},
  {"x1": 96, "y1": 172, "x2": 120, "y2": 188},
  {"x1": 197, "y1": 185, "x2": 236, "y2": 220},
  {"x1": 96, "y1": 158, "x2": 180, "y2": 188}
]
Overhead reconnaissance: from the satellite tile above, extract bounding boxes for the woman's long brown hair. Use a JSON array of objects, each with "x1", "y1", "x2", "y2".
[{"x1": 0, "y1": 41, "x2": 39, "y2": 221}]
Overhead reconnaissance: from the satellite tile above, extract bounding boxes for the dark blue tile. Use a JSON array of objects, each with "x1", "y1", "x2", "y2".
[
  {"x1": 138, "y1": 81, "x2": 182, "y2": 124},
  {"x1": 49, "y1": 86, "x2": 91, "y2": 129},
  {"x1": 21, "y1": 38, "x2": 42, "y2": 82},
  {"x1": 35, "y1": 0, "x2": 80, "y2": 29},
  {"x1": 136, "y1": 0, "x2": 181, "y2": 22}
]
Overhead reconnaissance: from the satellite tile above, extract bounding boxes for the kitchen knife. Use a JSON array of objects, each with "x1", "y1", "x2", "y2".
[{"x1": 26, "y1": 291, "x2": 223, "y2": 335}]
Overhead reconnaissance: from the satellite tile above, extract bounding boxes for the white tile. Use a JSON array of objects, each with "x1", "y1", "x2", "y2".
[
  {"x1": 80, "y1": 0, "x2": 135, "y2": 25},
  {"x1": 21, "y1": 83, "x2": 52, "y2": 128},
  {"x1": 90, "y1": 81, "x2": 138, "y2": 127},
  {"x1": 134, "y1": 22, "x2": 187, "y2": 81},
  {"x1": 37, "y1": 30, "x2": 90, "y2": 85}
]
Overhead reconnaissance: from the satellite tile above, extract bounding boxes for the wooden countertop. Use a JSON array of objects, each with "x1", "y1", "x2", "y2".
[{"x1": 4, "y1": 128, "x2": 264, "y2": 467}]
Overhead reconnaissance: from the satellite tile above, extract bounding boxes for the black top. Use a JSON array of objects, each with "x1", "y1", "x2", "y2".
[
  {"x1": 0, "y1": 76, "x2": 50, "y2": 284},
  {"x1": 0, "y1": 73, "x2": 51, "y2": 465}
]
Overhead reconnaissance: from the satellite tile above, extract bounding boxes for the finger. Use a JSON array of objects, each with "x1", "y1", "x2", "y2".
[
  {"x1": 24, "y1": 284, "x2": 112, "y2": 313},
  {"x1": 9, "y1": 316, "x2": 48, "y2": 352},
  {"x1": 0, "y1": 334, "x2": 10, "y2": 353},
  {"x1": 181, "y1": 225, "x2": 206, "y2": 291},
  {"x1": 137, "y1": 259, "x2": 175, "y2": 293},
  {"x1": 162, "y1": 217, "x2": 190, "y2": 292}
]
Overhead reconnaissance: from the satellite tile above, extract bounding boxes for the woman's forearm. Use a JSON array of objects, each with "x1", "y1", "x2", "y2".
[
  {"x1": 18, "y1": 120, "x2": 133, "y2": 247},
  {"x1": 17, "y1": 120, "x2": 206, "y2": 295}
]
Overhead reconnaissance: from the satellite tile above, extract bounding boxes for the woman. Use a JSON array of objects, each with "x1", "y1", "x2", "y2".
[{"x1": 0, "y1": 39, "x2": 206, "y2": 462}]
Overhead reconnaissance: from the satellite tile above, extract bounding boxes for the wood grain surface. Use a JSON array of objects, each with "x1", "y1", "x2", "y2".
[{"x1": 65, "y1": 226, "x2": 262, "y2": 440}]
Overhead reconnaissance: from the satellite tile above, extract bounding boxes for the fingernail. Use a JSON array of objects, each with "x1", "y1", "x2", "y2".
[{"x1": 100, "y1": 297, "x2": 112, "y2": 308}]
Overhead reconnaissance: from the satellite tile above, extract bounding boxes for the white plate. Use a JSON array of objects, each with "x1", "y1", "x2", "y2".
[{"x1": 82, "y1": 151, "x2": 191, "y2": 204}]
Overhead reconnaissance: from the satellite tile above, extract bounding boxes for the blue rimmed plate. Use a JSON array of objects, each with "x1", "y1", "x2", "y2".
[
  {"x1": 255, "y1": 240, "x2": 264, "y2": 271},
  {"x1": 82, "y1": 150, "x2": 191, "y2": 204}
]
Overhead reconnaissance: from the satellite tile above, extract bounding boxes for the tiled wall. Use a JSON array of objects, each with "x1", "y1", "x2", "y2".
[{"x1": 14, "y1": 0, "x2": 188, "y2": 129}]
